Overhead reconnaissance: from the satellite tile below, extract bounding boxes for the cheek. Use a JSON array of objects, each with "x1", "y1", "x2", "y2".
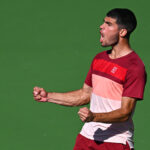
[
  {"x1": 104, "y1": 32, "x2": 119, "y2": 46},
  {"x1": 108, "y1": 31, "x2": 119, "y2": 40}
]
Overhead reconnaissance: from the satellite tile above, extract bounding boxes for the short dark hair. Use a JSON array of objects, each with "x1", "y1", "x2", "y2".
[{"x1": 106, "y1": 8, "x2": 137, "y2": 38}]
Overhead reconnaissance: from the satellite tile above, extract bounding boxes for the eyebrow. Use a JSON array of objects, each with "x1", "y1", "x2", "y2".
[
  {"x1": 102, "y1": 19, "x2": 113, "y2": 25},
  {"x1": 106, "y1": 21, "x2": 112, "y2": 25}
]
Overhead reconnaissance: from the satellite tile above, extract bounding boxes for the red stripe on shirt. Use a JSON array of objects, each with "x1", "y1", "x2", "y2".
[{"x1": 93, "y1": 59, "x2": 127, "y2": 81}]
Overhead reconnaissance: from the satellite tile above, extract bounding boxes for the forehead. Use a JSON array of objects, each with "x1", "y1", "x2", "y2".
[{"x1": 104, "y1": 16, "x2": 117, "y2": 24}]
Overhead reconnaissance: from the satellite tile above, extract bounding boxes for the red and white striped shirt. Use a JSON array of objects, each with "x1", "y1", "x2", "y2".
[{"x1": 80, "y1": 50, "x2": 146, "y2": 149}]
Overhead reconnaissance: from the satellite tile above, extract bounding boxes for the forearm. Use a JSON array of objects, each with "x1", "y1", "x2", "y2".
[
  {"x1": 92, "y1": 97, "x2": 136, "y2": 123},
  {"x1": 78, "y1": 96, "x2": 136, "y2": 123},
  {"x1": 92, "y1": 108, "x2": 129, "y2": 123},
  {"x1": 47, "y1": 89, "x2": 90, "y2": 106}
]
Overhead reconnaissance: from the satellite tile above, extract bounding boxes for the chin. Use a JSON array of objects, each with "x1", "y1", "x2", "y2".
[{"x1": 101, "y1": 43, "x2": 110, "y2": 47}]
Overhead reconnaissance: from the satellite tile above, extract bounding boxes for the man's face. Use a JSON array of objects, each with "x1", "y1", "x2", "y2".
[{"x1": 100, "y1": 17, "x2": 120, "y2": 47}]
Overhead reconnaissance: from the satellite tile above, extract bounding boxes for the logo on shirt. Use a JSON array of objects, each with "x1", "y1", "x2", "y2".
[{"x1": 111, "y1": 66, "x2": 118, "y2": 74}]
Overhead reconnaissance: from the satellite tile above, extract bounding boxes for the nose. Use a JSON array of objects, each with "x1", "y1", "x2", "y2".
[{"x1": 100, "y1": 23, "x2": 104, "y2": 29}]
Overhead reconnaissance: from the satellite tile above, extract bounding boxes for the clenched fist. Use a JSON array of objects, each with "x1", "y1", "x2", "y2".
[
  {"x1": 78, "y1": 107, "x2": 94, "y2": 122},
  {"x1": 33, "y1": 87, "x2": 48, "y2": 102}
]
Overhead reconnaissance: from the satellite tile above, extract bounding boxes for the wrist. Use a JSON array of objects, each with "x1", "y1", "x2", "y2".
[
  {"x1": 86, "y1": 111, "x2": 95, "y2": 122},
  {"x1": 47, "y1": 92, "x2": 53, "y2": 102}
]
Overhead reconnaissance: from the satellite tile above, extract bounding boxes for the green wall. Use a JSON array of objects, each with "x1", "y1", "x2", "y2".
[{"x1": 0, "y1": 0, "x2": 149, "y2": 149}]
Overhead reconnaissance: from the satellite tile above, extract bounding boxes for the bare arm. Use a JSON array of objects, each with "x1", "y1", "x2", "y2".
[
  {"x1": 78, "y1": 97, "x2": 136, "y2": 123},
  {"x1": 33, "y1": 83, "x2": 92, "y2": 107}
]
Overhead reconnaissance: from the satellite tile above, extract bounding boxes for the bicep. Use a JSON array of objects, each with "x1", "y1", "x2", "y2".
[
  {"x1": 81, "y1": 83, "x2": 92, "y2": 103},
  {"x1": 82, "y1": 83, "x2": 92, "y2": 94}
]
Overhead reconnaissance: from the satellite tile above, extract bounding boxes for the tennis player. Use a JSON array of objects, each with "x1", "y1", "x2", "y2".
[{"x1": 33, "y1": 8, "x2": 147, "y2": 150}]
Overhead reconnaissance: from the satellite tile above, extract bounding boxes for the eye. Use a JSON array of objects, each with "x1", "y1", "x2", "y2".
[
  {"x1": 105, "y1": 21, "x2": 112, "y2": 26},
  {"x1": 107, "y1": 22, "x2": 112, "y2": 26}
]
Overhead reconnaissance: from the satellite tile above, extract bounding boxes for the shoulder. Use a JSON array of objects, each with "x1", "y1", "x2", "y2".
[
  {"x1": 128, "y1": 51, "x2": 145, "y2": 73},
  {"x1": 93, "y1": 50, "x2": 108, "y2": 60},
  {"x1": 125, "y1": 52, "x2": 146, "y2": 79}
]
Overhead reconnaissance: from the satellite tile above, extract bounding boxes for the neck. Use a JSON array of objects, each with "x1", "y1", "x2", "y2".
[{"x1": 110, "y1": 38, "x2": 133, "y2": 59}]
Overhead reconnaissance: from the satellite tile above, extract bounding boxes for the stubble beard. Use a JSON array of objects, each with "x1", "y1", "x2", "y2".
[{"x1": 101, "y1": 34, "x2": 119, "y2": 47}]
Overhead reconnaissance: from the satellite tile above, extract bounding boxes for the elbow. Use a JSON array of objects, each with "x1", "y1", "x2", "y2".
[
  {"x1": 120, "y1": 109, "x2": 131, "y2": 122},
  {"x1": 120, "y1": 115, "x2": 130, "y2": 122}
]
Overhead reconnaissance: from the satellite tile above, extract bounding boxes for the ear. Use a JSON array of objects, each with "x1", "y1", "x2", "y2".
[{"x1": 119, "y1": 29, "x2": 128, "y2": 38}]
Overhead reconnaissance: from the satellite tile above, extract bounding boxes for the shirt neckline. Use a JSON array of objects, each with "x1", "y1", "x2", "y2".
[{"x1": 105, "y1": 50, "x2": 135, "y2": 61}]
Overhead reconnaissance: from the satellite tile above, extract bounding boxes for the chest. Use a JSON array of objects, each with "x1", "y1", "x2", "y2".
[{"x1": 92, "y1": 59, "x2": 127, "y2": 83}]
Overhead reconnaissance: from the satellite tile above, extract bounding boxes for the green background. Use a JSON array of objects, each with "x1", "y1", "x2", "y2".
[{"x1": 0, "y1": 0, "x2": 149, "y2": 150}]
